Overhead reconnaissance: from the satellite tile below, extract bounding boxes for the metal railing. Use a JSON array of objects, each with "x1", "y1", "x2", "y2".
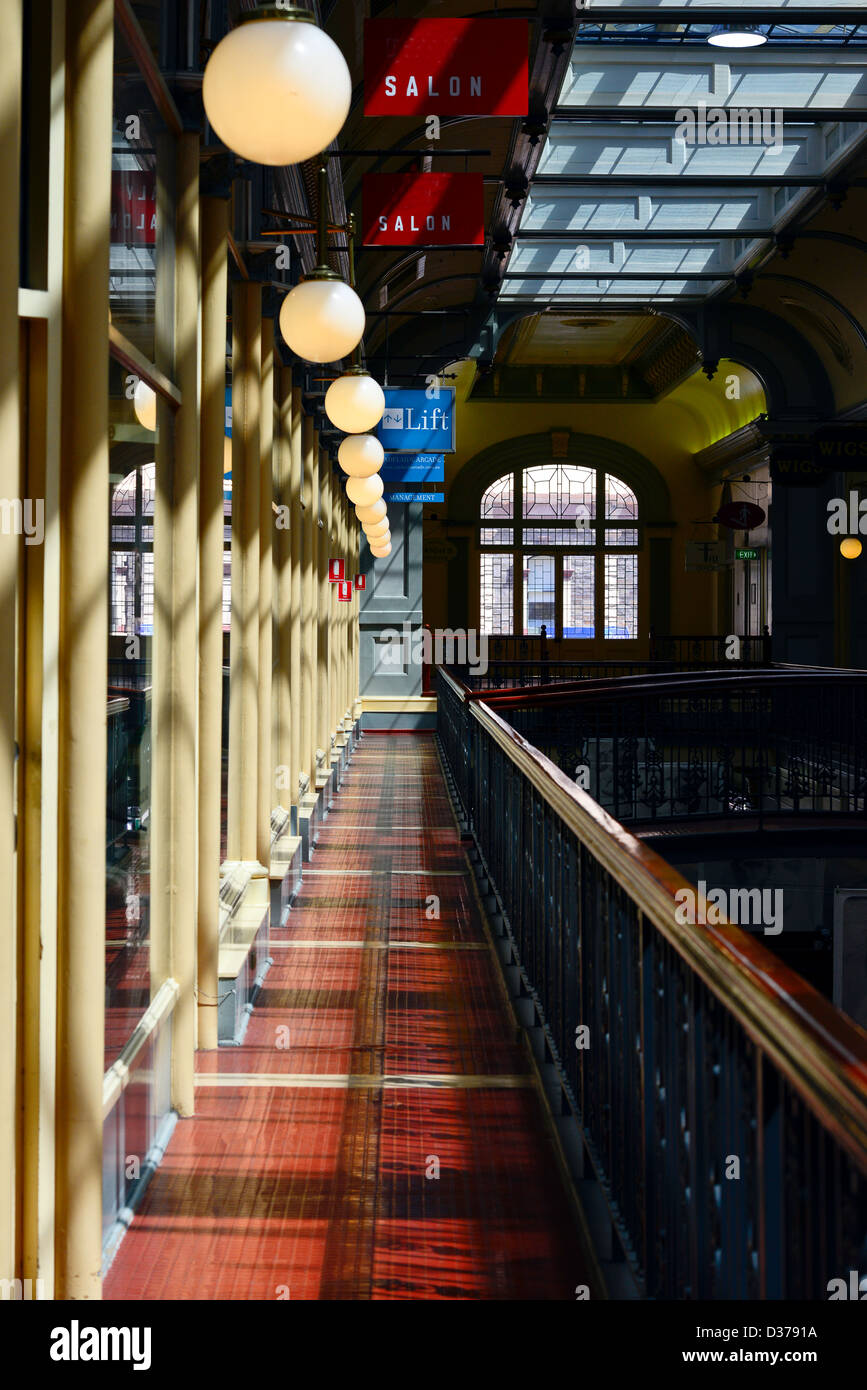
[
  {"x1": 478, "y1": 671, "x2": 867, "y2": 826},
  {"x1": 649, "y1": 633, "x2": 772, "y2": 665},
  {"x1": 435, "y1": 665, "x2": 867, "y2": 1299}
]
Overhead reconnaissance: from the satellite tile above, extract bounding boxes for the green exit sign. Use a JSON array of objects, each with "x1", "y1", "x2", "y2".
[{"x1": 735, "y1": 548, "x2": 758, "y2": 561}]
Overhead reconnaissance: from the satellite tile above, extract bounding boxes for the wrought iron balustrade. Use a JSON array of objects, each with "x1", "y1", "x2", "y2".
[
  {"x1": 434, "y1": 664, "x2": 867, "y2": 1300},
  {"x1": 477, "y1": 672, "x2": 867, "y2": 825}
]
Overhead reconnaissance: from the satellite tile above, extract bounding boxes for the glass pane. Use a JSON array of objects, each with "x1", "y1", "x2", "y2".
[
  {"x1": 605, "y1": 474, "x2": 638, "y2": 522},
  {"x1": 523, "y1": 554, "x2": 555, "y2": 636},
  {"x1": 111, "y1": 22, "x2": 170, "y2": 368},
  {"x1": 524, "y1": 526, "x2": 591, "y2": 546},
  {"x1": 480, "y1": 473, "x2": 514, "y2": 520},
  {"x1": 480, "y1": 554, "x2": 513, "y2": 635},
  {"x1": 480, "y1": 527, "x2": 513, "y2": 545},
  {"x1": 107, "y1": 439, "x2": 153, "y2": 1070},
  {"x1": 563, "y1": 555, "x2": 596, "y2": 639},
  {"x1": 605, "y1": 528, "x2": 638, "y2": 546},
  {"x1": 605, "y1": 553, "x2": 638, "y2": 639},
  {"x1": 523, "y1": 464, "x2": 595, "y2": 521}
]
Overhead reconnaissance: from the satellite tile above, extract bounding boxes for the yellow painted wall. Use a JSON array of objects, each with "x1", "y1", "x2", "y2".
[{"x1": 423, "y1": 358, "x2": 766, "y2": 641}]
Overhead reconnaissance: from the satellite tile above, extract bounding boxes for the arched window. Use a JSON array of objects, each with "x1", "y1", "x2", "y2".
[{"x1": 479, "y1": 463, "x2": 639, "y2": 640}]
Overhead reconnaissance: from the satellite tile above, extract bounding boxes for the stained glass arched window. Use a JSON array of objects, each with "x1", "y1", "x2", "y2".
[{"x1": 479, "y1": 465, "x2": 639, "y2": 640}]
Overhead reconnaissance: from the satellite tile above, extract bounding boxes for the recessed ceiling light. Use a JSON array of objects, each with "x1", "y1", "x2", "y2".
[{"x1": 707, "y1": 24, "x2": 768, "y2": 49}]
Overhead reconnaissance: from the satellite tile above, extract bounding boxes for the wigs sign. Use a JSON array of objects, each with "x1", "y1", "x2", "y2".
[
  {"x1": 364, "y1": 19, "x2": 528, "y2": 116},
  {"x1": 362, "y1": 173, "x2": 484, "y2": 246}
]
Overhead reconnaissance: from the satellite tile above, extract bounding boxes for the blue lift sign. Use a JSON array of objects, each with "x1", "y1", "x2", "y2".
[{"x1": 375, "y1": 390, "x2": 455, "y2": 453}]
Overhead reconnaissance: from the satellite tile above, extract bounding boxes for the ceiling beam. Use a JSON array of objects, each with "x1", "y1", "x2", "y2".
[
  {"x1": 552, "y1": 106, "x2": 867, "y2": 121},
  {"x1": 531, "y1": 175, "x2": 866, "y2": 187},
  {"x1": 514, "y1": 229, "x2": 774, "y2": 239},
  {"x1": 573, "y1": 8, "x2": 867, "y2": 23}
]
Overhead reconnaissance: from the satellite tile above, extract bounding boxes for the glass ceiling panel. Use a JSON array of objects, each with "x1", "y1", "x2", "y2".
[
  {"x1": 538, "y1": 125, "x2": 822, "y2": 179},
  {"x1": 501, "y1": 22, "x2": 867, "y2": 307},
  {"x1": 559, "y1": 52, "x2": 867, "y2": 110}
]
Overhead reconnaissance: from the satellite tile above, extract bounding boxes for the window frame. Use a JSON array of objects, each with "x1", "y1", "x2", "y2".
[{"x1": 478, "y1": 464, "x2": 642, "y2": 642}]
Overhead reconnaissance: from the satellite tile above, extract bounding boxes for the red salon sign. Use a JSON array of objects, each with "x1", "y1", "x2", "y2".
[
  {"x1": 362, "y1": 173, "x2": 484, "y2": 246},
  {"x1": 364, "y1": 19, "x2": 528, "y2": 117}
]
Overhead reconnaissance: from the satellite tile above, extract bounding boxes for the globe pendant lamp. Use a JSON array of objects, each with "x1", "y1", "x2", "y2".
[
  {"x1": 370, "y1": 541, "x2": 392, "y2": 558},
  {"x1": 345, "y1": 473, "x2": 384, "y2": 508},
  {"x1": 279, "y1": 163, "x2": 365, "y2": 364},
  {"x1": 202, "y1": 6, "x2": 351, "y2": 167},
  {"x1": 133, "y1": 378, "x2": 157, "y2": 432},
  {"x1": 707, "y1": 24, "x2": 767, "y2": 48},
  {"x1": 355, "y1": 499, "x2": 387, "y2": 525},
  {"x1": 366, "y1": 529, "x2": 391, "y2": 548},
  {"x1": 325, "y1": 367, "x2": 385, "y2": 434},
  {"x1": 338, "y1": 433, "x2": 384, "y2": 478},
  {"x1": 364, "y1": 517, "x2": 390, "y2": 540}
]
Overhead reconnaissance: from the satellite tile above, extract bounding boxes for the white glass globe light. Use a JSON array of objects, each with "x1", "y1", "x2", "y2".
[
  {"x1": 338, "y1": 433, "x2": 384, "y2": 478},
  {"x1": 363, "y1": 518, "x2": 390, "y2": 539},
  {"x1": 370, "y1": 542, "x2": 392, "y2": 558},
  {"x1": 707, "y1": 24, "x2": 767, "y2": 49},
  {"x1": 366, "y1": 530, "x2": 391, "y2": 549},
  {"x1": 345, "y1": 473, "x2": 384, "y2": 508},
  {"x1": 355, "y1": 499, "x2": 387, "y2": 525},
  {"x1": 202, "y1": 9, "x2": 351, "y2": 167},
  {"x1": 279, "y1": 273, "x2": 365, "y2": 364},
  {"x1": 325, "y1": 369, "x2": 385, "y2": 433},
  {"x1": 133, "y1": 379, "x2": 157, "y2": 432}
]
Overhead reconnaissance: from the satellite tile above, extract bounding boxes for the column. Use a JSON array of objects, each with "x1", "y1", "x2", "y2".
[
  {"x1": 228, "y1": 280, "x2": 261, "y2": 861},
  {"x1": 317, "y1": 446, "x2": 330, "y2": 782},
  {"x1": 197, "y1": 194, "x2": 229, "y2": 1051},
  {"x1": 55, "y1": 0, "x2": 113, "y2": 1300},
  {"x1": 0, "y1": 0, "x2": 21, "y2": 1292},
  {"x1": 300, "y1": 417, "x2": 316, "y2": 799},
  {"x1": 288, "y1": 381, "x2": 302, "y2": 825},
  {"x1": 274, "y1": 367, "x2": 292, "y2": 813},
  {"x1": 152, "y1": 130, "x2": 200, "y2": 1115},
  {"x1": 257, "y1": 318, "x2": 274, "y2": 867}
]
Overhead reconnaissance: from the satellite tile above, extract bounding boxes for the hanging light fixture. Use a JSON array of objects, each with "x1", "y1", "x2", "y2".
[
  {"x1": 325, "y1": 368, "x2": 385, "y2": 433},
  {"x1": 338, "y1": 433, "x2": 384, "y2": 478},
  {"x1": 279, "y1": 162, "x2": 365, "y2": 364},
  {"x1": 366, "y1": 529, "x2": 391, "y2": 548},
  {"x1": 133, "y1": 379, "x2": 157, "y2": 432},
  {"x1": 363, "y1": 517, "x2": 391, "y2": 539},
  {"x1": 707, "y1": 24, "x2": 767, "y2": 49},
  {"x1": 841, "y1": 537, "x2": 862, "y2": 560},
  {"x1": 370, "y1": 541, "x2": 392, "y2": 558},
  {"x1": 202, "y1": 6, "x2": 351, "y2": 167},
  {"x1": 355, "y1": 499, "x2": 387, "y2": 525},
  {"x1": 345, "y1": 473, "x2": 384, "y2": 508}
]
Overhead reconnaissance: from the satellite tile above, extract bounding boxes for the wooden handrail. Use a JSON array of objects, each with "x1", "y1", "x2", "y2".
[
  {"x1": 475, "y1": 667, "x2": 867, "y2": 709},
  {"x1": 435, "y1": 664, "x2": 867, "y2": 1169}
]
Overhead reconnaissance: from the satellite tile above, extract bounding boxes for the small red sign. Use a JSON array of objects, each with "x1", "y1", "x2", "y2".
[
  {"x1": 337, "y1": 580, "x2": 352, "y2": 602},
  {"x1": 328, "y1": 558, "x2": 345, "y2": 583},
  {"x1": 716, "y1": 502, "x2": 766, "y2": 531},
  {"x1": 354, "y1": 573, "x2": 366, "y2": 592},
  {"x1": 111, "y1": 171, "x2": 156, "y2": 246},
  {"x1": 363, "y1": 173, "x2": 484, "y2": 247},
  {"x1": 364, "y1": 19, "x2": 528, "y2": 117}
]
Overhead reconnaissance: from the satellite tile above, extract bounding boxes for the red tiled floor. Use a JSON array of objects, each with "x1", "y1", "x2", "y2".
[{"x1": 104, "y1": 733, "x2": 593, "y2": 1301}]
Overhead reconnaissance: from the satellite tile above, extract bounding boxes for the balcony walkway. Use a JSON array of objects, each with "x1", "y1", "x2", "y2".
[{"x1": 104, "y1": 733, "x2": 593, "y2": 1301}]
